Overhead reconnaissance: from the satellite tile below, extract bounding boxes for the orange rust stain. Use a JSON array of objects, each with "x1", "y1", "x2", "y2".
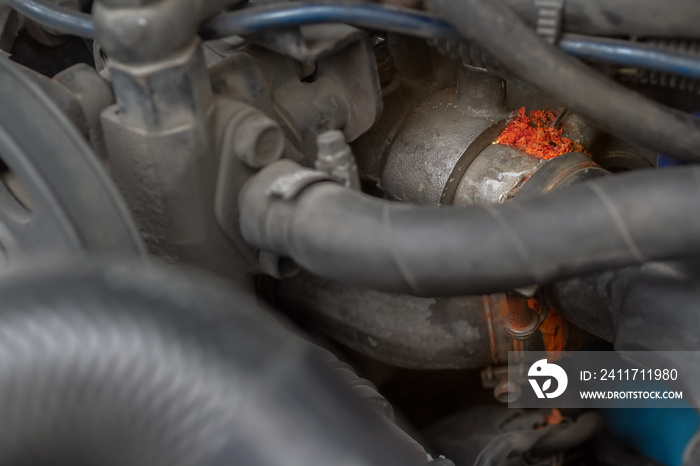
[
  {"x1": 496, "y1": 107, "x2": 589, "y2": 160},
  {"x1": 528, "y1": 298, "x2": 568, "y2": 359},
  {"x1": 527, "y1": 298, "x2": 542, "y2": 315},
  {"x1": 544, "y1": 408, "x2": 564, "y2": 426},
  {"x1": 537, "y1": 408, "x2": 565, "y2": 429}
]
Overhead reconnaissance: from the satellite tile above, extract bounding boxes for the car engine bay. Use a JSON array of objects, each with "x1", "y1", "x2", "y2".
[{"x1": 0, "y1": 0, "x2": 700, "y2": 465}]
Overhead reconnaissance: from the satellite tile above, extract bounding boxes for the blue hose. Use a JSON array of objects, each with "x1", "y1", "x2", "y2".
[
  {"x1": 603, "y1": 408, "x2": 700, "y2": 466},
  {"x1": 560, "y1": 34, "x2": 700, "y2": 81},
  {"x1": 203, "y1": 5, "x2": 700, "y2": 82},
  {"x1": 8, "y1": 0, "x2": 700, "y2": 82},
  {"x1": 8, "y1": 0, "x2": 95, "y2": 39},
  {"x1": 199, "y1": 2, "x2": 459, "y2": 40}
]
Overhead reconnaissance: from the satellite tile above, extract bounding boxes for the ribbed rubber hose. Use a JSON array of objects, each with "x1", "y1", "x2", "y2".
[
  {"x1": 240, "y1": 161, "x2": 700, "y2": 297},
  {"x1": 0, "y1": 259, "x2": 419, "y2": 466},
  {"x1": 429, "y1": 0, "x2": 700, "y2": 163}
]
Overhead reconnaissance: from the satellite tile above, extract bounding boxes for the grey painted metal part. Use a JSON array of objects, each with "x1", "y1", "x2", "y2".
[
  {"x1": 380, "y1": 66, "x2": 605, "y2": 208},
  {"x1": 381, "y1": 66, "x2": 512, "y2": 205},
  {"x1": 210, "y1": 36, "x2": 382, "y2": 161},
  {"x1": 453, "y1": 143, "x2": 542, "y2": 206},
  {"x1": 381, "y1": 86, "x2": 499, "y2": 204},
  {"x1": 94, "y1": 0, "x2": 259, "y2": 278}
]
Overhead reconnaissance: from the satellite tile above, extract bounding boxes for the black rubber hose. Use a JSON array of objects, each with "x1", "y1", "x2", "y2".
[
  {"x1": 429, "y1": 0, "x2": 700, "y2": 163},
  {"x1": 550, "y1": 258, "x2": 700, "y2": 342},
  {"x1": 316, "y1": 348, "x2": 431, "y2": 460},
  {"x1": 606, "y1": 260, "x2": 700, "y2": 354},
  {"x1": 240, "y1": 161, "x2": 700, "y2": 297},
  {"x1": 0, "y1": 258, "x2": 421, "y2": 466},
  {"x1": 549, "y1": 268, "x2": 634, "y2": 342},
  {"x1": 274, "y1": 273, "x2": 499, "y2": 369},
  {"x1": 607, "y1": 268, "x2": 700, "y2": 409}
]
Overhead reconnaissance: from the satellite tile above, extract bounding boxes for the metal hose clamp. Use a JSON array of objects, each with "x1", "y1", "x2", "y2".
[{"x1": 533, "y1": 0, "x2": 565, "y2": 44}]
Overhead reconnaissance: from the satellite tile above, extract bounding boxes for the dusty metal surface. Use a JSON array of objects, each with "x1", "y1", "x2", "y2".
[
  {"x1": 276, "y1": 272, "x2": 506, "y2": 369},
  {"x1": 516, "y1": 151, "x2": 607, "y2": 197},
  {"x1": 440, "y1": 119, "x2": 509, "y2": 205},
  {"x1": 247, "y1": 24, "x2": 366, "y2": 62},
  {"x1": 379, "y1": 66, "x2": 515, "y2": 205},
  {"x1": 350, "y1": 43, "x2": 458, "y2": 184},
  {"x1": 211, "y1": 36, "x2": 381, "y2": 160},
  {"x1": 381, "y1": 87, "x2": 499, "y2": 204},
  {"x1": 453, "y1": 144, "x2": 542, "y2": 206}
]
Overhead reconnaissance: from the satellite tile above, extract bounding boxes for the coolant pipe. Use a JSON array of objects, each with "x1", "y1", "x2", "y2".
[
  {"x1": 240, "y1": 160, "x2": 700, "y2": 297},
  {"x1": 0, "y1": 258, "x2": 422, "y2": 466},
  {"x1": 549, "y1": 258, "x2": 700, "y2": 343},
  {"x1": 273, "y1": 272, "x2": 528, "y2": 369}
]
